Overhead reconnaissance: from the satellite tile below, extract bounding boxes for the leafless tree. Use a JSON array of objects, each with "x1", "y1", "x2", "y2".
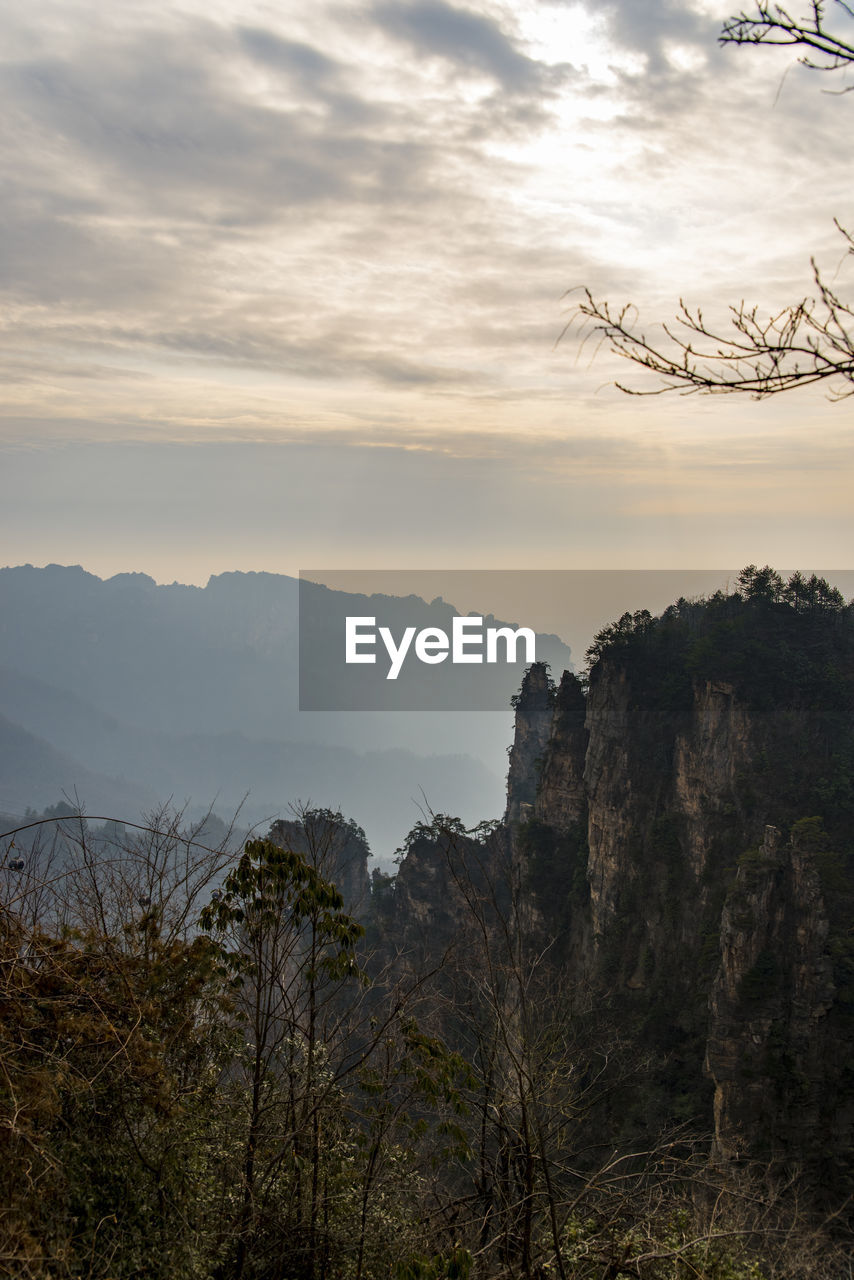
[
  {"x1": 722, "y1": 2, "x2": 854, "y2": 78},
  {"x1": 566, "y1": 3, "x2": 854, "y2": 399}
]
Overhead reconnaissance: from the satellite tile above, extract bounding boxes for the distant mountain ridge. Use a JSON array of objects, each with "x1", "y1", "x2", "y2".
[
  {"x1": 0, "y1": 564, "x2": 572, "y2": 857},
  {"x1": 0, "y1": 710, "x2": 154, "y2": 818}
]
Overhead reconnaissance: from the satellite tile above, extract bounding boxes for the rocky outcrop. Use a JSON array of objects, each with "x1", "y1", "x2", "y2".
[
  {"x1": 672, "y1": 680, "x2": 753, "y2": 881},
  {"x1": 389, "y1": 823, "x2": 483, "y2": 968},
  {"x1": 268, "y1": 811, "x2": 371, "y2": 917},
  {"x1": 534, "y1": 671, "x2": 586, "y2": 831},
  {"x1": 503, "y1": 625, "x2": 854, "y2": 1189},
  {"x1": 579, "y1": 670, "x2": 761, "y2": 967},
  {"x1": 504, "y1": 663, "x2": 553, "y2": 824},
  {"x1": 388, "y1": 592, "x2": 854, "y2": 1195},
  {"x1": 706, "y1": 823, "x2": 838, "y2": 1172}
]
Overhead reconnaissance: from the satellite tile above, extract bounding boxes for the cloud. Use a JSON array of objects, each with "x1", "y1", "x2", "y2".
[
  {"x1": 236, "y1": 27, "x2": 341, "y2": 82},
  {"x1": 0, "y1": 2, "x2": 600, "y2": 402},
  {"x1": 372, "y1": 0, "x2": 542, "y2": 92},
  {"x1": 0, "y1": 0, "x2": 850, "y2": 588},
  {"x1": 602, "y1": 0, "x2": 710, "y2": 72},
  {"x1": 0, "y1": 41, "x2": 435, "y2": 224}
]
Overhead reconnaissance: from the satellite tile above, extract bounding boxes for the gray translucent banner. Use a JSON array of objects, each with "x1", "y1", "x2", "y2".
[
  {"x1": 299, "y1": 569, "x2": 854, "y2": 711},
  {"x1": 299, "y1": 571, "x2": 569, "y2": 710}
]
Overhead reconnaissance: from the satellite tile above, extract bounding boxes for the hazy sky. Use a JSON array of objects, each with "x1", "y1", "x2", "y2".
[{"x1": 1, "y1": 0, "x2": 852, "y2": 583}]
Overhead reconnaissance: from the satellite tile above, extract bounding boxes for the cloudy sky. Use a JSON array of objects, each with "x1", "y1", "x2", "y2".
[{"x1": 1, "y1": 0, "x2": 852, "y2": 584}]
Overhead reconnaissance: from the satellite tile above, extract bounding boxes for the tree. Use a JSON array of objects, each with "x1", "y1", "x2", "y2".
[
  {"x1": 199, "y1": 838, "x2": 368, "y2": 1280},
  {"x1": 0, "y1": 880, "x2": 233, "y2": 1279},
  {"x1": 567, "y1": 3, "x2": 854, "y2": 398},
  {"x1": 388, "y1": 814, "x2": 681, "y2": 1280},
  {"x1": 0, "y1": 805, "x2": 246, "y2": 1280}
]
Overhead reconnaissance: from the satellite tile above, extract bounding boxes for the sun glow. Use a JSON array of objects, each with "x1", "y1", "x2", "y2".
[{"x1": 515, "y1": 1, "x2": 646, "y2": 82}]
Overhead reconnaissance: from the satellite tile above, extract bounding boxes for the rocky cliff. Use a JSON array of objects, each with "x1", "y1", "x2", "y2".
[
  {"x1": 504, "y1": 663, "x2": 554, "y2": 824},
  {"x1": 387, "y1": 584, "x2": 854, "y2": 1200},
  {"x1": 707, "y1": 819, "x2": 849, "y2": 1187},
  {"x1": 509, "y1": 585, "x2": 854, "y2": 1196},
  {"x1": 268, "y1": 809, "x2": 371, "y2": 917}
]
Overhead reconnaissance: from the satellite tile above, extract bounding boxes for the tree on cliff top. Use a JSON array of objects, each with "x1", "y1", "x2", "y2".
[{"x1": 568, "y1": 3, "x2": 854, "y2": 399}]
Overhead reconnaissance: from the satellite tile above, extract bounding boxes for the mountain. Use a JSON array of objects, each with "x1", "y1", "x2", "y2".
[
  {"x1": 6, "y1": 570, "x2": 854, "y2": 1278},
  {"x1": 0, "y1": 711, "x2": 154, "y2": 819},
  {"x1": 387, "y1": 575, "x2": 854, "y2": 1205},
  {"x1": 0, "y1": 564, "x2": 572, "y2": 857}
]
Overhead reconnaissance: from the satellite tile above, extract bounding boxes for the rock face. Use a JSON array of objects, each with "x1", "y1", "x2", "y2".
[
  {"x1": 388, "y1": 821, "x2": 494, "y2": 975},
  {"x1": 534, "y1": 671, "x2": 587, "y2": 831},
  {"x1": 505, "y1": 611, "x2": 854, "y2": 1192},
  {"x1": 579, "y1": 667, "x2": 761, "y2": 976},
  {"x1": 706, "y1": 821, "x2": 838, "y2": 1175},
  {"x1": 389, "y1": 595, "x2": 854, "y2": 1196},
  {"x1": 504, "y1": 663, "x2": 553, "y2": 824},
  {"x1": 268, "y1": 811, "x2": 371, "y2": 917}
]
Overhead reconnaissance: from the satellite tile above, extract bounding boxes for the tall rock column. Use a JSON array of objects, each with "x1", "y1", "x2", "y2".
[
  {"x1": 534, "y1": 670, "x2": 587, "y2": 830},
  {"x1": 505, "y1": 662, "x2": 554, "y2": 825}
]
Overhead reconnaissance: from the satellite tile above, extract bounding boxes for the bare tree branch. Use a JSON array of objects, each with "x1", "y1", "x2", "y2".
[
  {"x1": 721, "y1": 2, "x2": 854, "y2": 85},
  {"x1": 568, "y1": 4, "x2": 854, "y2": 398},
  {"x1": 563, "y1": 224, "x2": 854, "y2": 398}
]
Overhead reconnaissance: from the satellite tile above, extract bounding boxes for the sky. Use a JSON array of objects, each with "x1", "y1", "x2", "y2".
[{"x1": 1, "y1": 0, "x2": 853, "y2": 585}]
